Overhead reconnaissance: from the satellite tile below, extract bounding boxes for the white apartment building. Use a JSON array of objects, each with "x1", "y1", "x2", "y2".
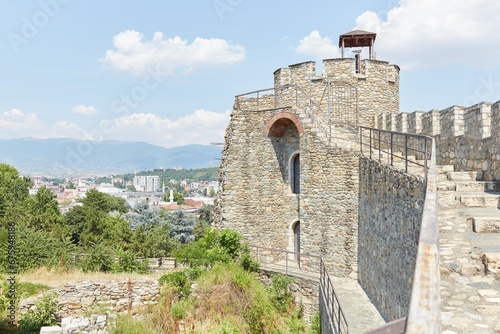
[{"x1": 133, "y1": 175, "x2": 160, "y2": 192}]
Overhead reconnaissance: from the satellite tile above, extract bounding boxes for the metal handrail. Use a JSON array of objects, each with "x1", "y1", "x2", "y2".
[
  {"x1": 249, "y1": 245, "x2": 348, "y2": 333},
  {"x1": 359, "y1": 126, "x2": 433, "y2": 184}
]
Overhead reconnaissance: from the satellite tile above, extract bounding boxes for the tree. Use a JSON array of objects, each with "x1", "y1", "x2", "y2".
[
  {"x1": 26, "y1": 186, "x2": 64, "y2": 233},
  {"x1": 173, "y1": 192, "x2": 185, "y2": 205},
  {"x1": 81, "y1": 189, "x2": 128, "y2": 213},
  {"x1": 0, "y1": 164, "x2": 32, "y2": 226},
  {"x1": 168, "y1": 210, "x2": 195, "y2": 244},
  {"x1": 126, "y1": 201, "x2": 168, "y2": 229}
]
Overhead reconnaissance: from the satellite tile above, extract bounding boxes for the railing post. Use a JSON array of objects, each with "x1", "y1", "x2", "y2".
[
  {"x1": 424, "y1": 138, "x2": 428, "y2": 184},
  {"x1": 360, "y1": 128, "x2": 363, "y2": 156},
  {"x1": 378, "y1": 130, "x2": 381, "y2": 163},
  {"x1": 286, "y1": 251, "x2": 288, "y2": 275},
  {"x1": 390, "y1": 132, "x2": 394, "y2": 167},
  {"x1": 405, "y1": 134, "x2": 408, "y2": 173},
  {"x1": 369, "y1": 129, "x2": 372, "y2": 160}
]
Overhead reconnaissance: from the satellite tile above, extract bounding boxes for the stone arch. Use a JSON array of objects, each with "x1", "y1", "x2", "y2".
[{"x1": 264, "y1": 112, "x2": 304, "y2": 138}]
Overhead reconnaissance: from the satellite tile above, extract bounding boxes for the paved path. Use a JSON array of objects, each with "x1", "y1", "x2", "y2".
[
  {"x1": 330, "y1": 276, "x2": 386, "y2": 334},
  {"x1": 259, "y1": 262, "x2": 386, "y2": 334},
  {"x1": 438, "y1": 189, "x2": 500, "y2": 333}
]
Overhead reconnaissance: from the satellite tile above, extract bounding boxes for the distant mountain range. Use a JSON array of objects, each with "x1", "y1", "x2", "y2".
[{"x1": 0, "y1": 138, "x2": 223, "y2": 177}]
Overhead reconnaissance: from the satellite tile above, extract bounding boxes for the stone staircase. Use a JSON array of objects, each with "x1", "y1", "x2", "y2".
[{"x1": 436, "y1": 166, "x2": 500, "y2": 333}]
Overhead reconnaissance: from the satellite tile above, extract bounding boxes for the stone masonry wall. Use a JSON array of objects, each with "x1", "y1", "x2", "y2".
[
  {"x1": 358, "y1": 157, "x2": 426, "y2": 322},
  {"x1": 217, "y1": 104, "x2": 359, "y2": 277},
  {"x1": 376, "y1": 101, "x2": 500, "y2": 180},
  {"x1": 217, "y1": 57, "x2": 400, "y2": 278},
  {"x1": 20, "y1": 279, "x2": 160, "y2": 318}
]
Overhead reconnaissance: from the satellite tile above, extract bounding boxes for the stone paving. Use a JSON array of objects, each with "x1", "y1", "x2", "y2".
[
  {"x1": 330, "y1": 276, "x2": 386, "y2": 334},
  {"x1": 438, "y1": 170, "x2": 500, "y2": 334}
]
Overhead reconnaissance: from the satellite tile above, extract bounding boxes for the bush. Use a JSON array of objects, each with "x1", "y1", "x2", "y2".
[
  {"x1": 174, "y1": 228, "x2": 259, "y2": 272},
  {"x1": 158, "y1": 270, "x2": 190, "y2": 297},
  {"x1": 308, "y1": 312, "x2": 321, "y2": 334},
  {"x1": 270, "y1": 274, "x2": 295, "y2": 312},
  {"x1": 112, "y1": 248, "x2": 147, "y2": 274},
  {"x1": 80, "y1": 243, "x2": 114, "y2": 272},
  {"x1": 18, "y1": 293, "x2": 59, "y2": 333}
]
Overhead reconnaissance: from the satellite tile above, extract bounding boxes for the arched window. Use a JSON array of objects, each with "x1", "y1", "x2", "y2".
[
  {"x1": 293, "y1": 221, "x2": 300, "y2": 262},
  {"x1": 292, "y1": 154, "x2": 300, "y2": 194}
]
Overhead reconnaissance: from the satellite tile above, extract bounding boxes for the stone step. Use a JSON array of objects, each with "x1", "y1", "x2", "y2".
[
  {"x1": 437, "y1": 174, "x2": 452, "y2": 184},
  {"x1": 436, "y1": 164, "x2": 455, "y2": 173},
  {"x1": 482, "y1": 252, "x2": 500, "y2": 278},
  {"x1": 447, "y1": 171, "x2": 481, "y2": 181},
  {"x1": 455, "y1": 181, "x2": 500, "y2": 192},
  {"x1": 437, "y1": 181, "x2": 456, "y2": 192},
  {"x1": 457, "y1": 192, "x2": 500, "y2": 208},
  {"x1": 470, "y1": 217, "x2": 500, "y2": 233}
]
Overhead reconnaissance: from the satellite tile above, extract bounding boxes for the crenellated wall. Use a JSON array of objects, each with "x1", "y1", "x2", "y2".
[{"x1": 375, "y1": 101, "x2": 500, "y2": 180}]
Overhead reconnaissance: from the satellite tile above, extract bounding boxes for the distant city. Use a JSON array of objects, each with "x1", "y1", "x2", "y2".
[{"x1": 29, "y1": 169, "x2": 219, "y2": 214}]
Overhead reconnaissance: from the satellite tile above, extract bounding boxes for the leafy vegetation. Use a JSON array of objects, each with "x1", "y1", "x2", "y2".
[
  {"x1": 0, "y1": 163, "x2": 319, "y2": 333},
  {"x1": 17, "y1": 294, "x2": 59, "y2": 333}
]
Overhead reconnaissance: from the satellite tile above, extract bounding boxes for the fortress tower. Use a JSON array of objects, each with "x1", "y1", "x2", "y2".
[{"x1": 217, "y1": 30, "x2": 401, "y2": 278}]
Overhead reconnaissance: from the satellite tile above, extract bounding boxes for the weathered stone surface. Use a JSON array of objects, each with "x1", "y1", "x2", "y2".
[{"x1": 19, "y1": 280, "x2": 160, "y2": 319}]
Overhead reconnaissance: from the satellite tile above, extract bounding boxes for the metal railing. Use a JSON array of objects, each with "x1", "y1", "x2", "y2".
[
  {"x1": 359, "y1": 126, "x2": 433, "y2": 184},
  {"x1": 320, "y1": 258, "x2": 349, "y2": 334},
  {"x1": 250, "y1": 245, "x2": 348, "y2": 334}
]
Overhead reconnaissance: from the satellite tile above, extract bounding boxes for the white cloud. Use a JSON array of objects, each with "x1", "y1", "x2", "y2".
[
  {"x1": 72, "y1": 105, "x2": 98, "y2": 115},
  {"x1": 295, "y1": 30, "x2": 339, "y2": 59},
  {"x1": 0, "y1": 109, "x2": 41, "y2": 134},
  {"x1": 100, "y1": 30, "x2": 246, "y2": 76},
  {"x1": 0, "y1": 108, "x2": 229, "y2": 148},
  {"x1": 107, "y1": 109, "x2": 230, "y2": 147},
  {"x1": 355, "y1": 0, "x2": 500, "y2": 69}
]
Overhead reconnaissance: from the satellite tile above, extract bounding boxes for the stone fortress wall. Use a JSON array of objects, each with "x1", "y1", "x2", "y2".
[
  {"x1": 217, "y1": 56, "x2": 401, "y2": 279},
  {"x1": 216, "y1": 52, "x2": 444, "y2": 327},
  {"x1": 376, "y1": 101, "x2": 500, "y2": 181}
]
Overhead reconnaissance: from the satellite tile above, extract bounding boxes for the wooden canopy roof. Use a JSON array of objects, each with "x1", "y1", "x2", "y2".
[{"x1": 339, "y1": 30, "x2": 377, "y2": 59}]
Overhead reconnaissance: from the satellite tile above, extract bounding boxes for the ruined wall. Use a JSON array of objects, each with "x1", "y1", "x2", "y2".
[
  {"x1": 376, "y1": 101, "x2": 500, "y2": 180},
  {"x1": 20, "y1": 280, "x2": 160, "y2": 318},
  {"x1": 358, "y1": 157, "x2": 426, "y2": 322}
]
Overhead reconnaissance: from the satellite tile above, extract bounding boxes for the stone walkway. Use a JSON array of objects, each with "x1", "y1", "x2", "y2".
[
  {"x1": 438, "y1": 170, "x2": 500, "y2": 334},
  {"x1": 259, "y1": 262, "x2": 386, "y2": 334},
  {"x1": 330, "y1": 276, "x2": 386, "y2": 334}
]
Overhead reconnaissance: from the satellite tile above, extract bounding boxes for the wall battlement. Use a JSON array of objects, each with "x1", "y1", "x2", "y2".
[
  {"x1": 237, "y1": 58, "x2": 400, "y2": 127},
  {"x1": 375, "y1": 101, "x2": 500, "y2": 180}
]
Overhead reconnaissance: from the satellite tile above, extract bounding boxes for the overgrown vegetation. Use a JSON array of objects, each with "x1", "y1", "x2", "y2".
[{"x1": 0, "y1": 163, "x2": 319, "y2": 333}]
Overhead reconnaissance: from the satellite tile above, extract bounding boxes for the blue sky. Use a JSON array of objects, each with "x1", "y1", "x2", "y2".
[{"x1": 1, "y1": 0, "x2": 499, "y2": 148}]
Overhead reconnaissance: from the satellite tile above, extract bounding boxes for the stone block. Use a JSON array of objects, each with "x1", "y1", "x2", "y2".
[{"x1": 40, "y1": 326, "x2": 62, "y2": 334}]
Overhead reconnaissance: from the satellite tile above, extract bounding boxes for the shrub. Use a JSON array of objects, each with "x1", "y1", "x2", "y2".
[
  {"x1": 270, "y1": 274, "x2": 295, "y2": 312},
  {"x1": 308, "y1": 312, "x2": 321, "y2": 334},
  {"x1": 112, "y1": 248, "x2": 147, "y2": 274},
  {"x1": 174, "y1": 228, "x2": 259, "y2": 272},
  {"x1": 18, "y1": 293, "x2": 59, "y2": 333},
  {"x1": 158, "y1": 270, "x2": 190, "y2": 297},
  {"x1": 80, "y1": 243, "x2": 113, "y2": 272}
]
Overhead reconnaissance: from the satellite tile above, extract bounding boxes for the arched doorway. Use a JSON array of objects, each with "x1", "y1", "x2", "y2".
[{"x1": 293, "y1": 221, "x2": 300, "y2": 263}]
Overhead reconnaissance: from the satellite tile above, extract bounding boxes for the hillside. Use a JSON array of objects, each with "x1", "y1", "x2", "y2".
[{"x1": 0, "y1": 138, "x2": 222, "y2": 176}]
